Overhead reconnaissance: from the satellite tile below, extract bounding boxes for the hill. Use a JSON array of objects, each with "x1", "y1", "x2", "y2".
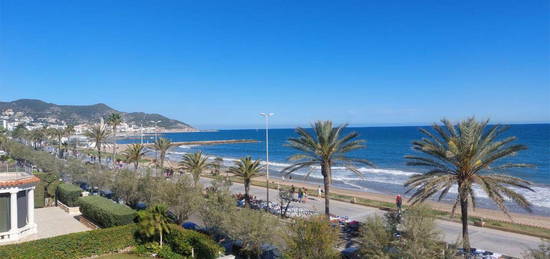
[{"x1": 0, "y1": 99, "x2": 196, "y2": 131}]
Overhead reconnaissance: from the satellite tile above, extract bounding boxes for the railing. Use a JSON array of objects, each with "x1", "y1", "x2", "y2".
[{"x1": 0, "y1": 165, "x2": 33, "y2": 179}]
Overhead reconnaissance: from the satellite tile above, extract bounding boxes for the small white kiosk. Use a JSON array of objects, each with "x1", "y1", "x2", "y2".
[{"x1": 0, "y1": 171, "x2": 39, "y2": 242}]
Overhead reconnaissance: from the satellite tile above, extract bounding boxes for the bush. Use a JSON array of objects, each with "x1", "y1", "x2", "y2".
[
  {"x1": 158, "y1": 245, "x2": 185, "y2": 259},
  {"x1": 57, "y1": 183, "x2": 82, "y2": 207},
  {"x1": 165, "y1": 224, "x2": 223, "y2": 259},
  {"x1": 285, "y1": 215, "x2": 340, "y2": 259},
  {"x1": 0, "y1": 224, "x2": 138, "y2": 259},
  {"x1": 79, "y1": 196, "x2": 136, "y2": 227}
]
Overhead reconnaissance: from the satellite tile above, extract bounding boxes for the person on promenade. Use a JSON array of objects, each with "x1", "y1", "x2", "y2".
[
  {"x1": 290, "y1": 185, "x2": 296, "y2": 201},
  {"x1": 317, "y1": 185, "x2": 322, "y2": 198},
  {"x1": 396, "y1": 194, "x2": 402, "y2": 211},
  {"x1": 298, "y1": 188, "x2": 304, "y2": 203},
  {"x1": 303, "y1": 187, "x2": 308, "y2": 203}
]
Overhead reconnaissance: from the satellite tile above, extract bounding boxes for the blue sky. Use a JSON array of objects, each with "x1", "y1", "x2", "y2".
[{"x1": 1, "y1": 1, "x2": 549, "y2": 129}]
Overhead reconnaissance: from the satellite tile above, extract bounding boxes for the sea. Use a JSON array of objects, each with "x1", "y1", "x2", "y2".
[{"x1": 119, "y1": 124, "x2": 550, "y2": 216}]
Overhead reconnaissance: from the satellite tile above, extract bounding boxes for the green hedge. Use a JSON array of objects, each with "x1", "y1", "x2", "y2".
[
  {"x1": 166, "y1": 224, "x2": 224, "y2": 259},
  {"x1": 79, "y1": 196, "x2": 136, "y2": 228},
  {"x1": 34, "y1": 181, "x2": 46, "y2": 208},
  {"x1": 57, "y1": 183, "x2": 82, "y2": 207},
  {"x1": 0, "y1": 224, "x2": 138, "y2": 259}
]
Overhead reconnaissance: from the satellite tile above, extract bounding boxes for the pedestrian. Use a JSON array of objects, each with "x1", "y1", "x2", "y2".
[
  {"x1": 317, "y1": 185, "x2": 322, "y2": 198},
  {"x1": 290, "y1": 185, "x2": 296, "y2": 200},
  {"x1": 396, "y1": 194, "x2": 402, "y2": 211},
  {"x1": 303, "y1": 187, "x2": 308, "y2": 203},
  {"x1": 298, "y1": 188, "x2": 304, "y2": 203}
]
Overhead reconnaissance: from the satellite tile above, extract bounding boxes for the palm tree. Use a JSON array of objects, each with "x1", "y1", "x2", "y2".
[
  {"x1": 64, "y1": 125, "x2": 76, "y2": 157},
  {"x1": 137, "y1": 204, "x2": 171, "y2": 246},
  {"x1": 404, "y1": 118, "x2": 534, "y2": 250},
  {"x1": 106, "y1": 113, "x2": 123, "y2": 164},
  {"x1": 282, "y1": 121, "x2": 373, "y2": 216},
  {"x1": 123, "y1": 143, "x2": 148, "y2": 170},
  {"x1": 29, "y1": 129, "x2": 46, "y2": 150},
  {"x1": 153, "y1": 137, "x2": 172, "y2": 172},
  {"x1": 50, "y1": 128, "x2": 65, "y2": 158},
  {"x1": 179, "y1": 151, "x2": 211, "y2": 187},
  {"x1": 228, "y1": 156, "x2": 264, "y2": 207},
  {"x1": 84, "y1": 123, "x2": 111, "y2": 164}
]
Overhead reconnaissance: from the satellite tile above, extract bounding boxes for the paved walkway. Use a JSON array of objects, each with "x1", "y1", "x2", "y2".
[
  {"x1": 18, "y1": 207, "x2": 91, "y2": 243},
  {"x1": 199, "y1": 178, "x2": 544, "y2": 258}
]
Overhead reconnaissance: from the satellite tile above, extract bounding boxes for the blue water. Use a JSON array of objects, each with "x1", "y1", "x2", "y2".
[{"x1": 120, "y1": 124, "x2": 550, "y2": 215}]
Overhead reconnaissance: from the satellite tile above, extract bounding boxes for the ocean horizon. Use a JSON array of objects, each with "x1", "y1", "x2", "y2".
[{"x1": 120, "y1": 123, "x2": 550, "y2": 216}]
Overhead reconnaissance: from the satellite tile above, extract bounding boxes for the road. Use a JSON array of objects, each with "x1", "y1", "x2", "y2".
[{"x1": 199, "y1": 178, "x2": 543, "y2": 257}]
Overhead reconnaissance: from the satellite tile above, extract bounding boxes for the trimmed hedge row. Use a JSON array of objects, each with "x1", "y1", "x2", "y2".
[
  {"x1": 0, "y1": 224, "x2": 138, "y2": 259},
  {"x1": 166, "y1": 224, "x2": 224, "y2": 259},
  {"x1": 79, "y1": 196, "x2": 136, "y2": 228},
  {"x1": 57, "y1": 183, "x2": 82, "y2": 207}
]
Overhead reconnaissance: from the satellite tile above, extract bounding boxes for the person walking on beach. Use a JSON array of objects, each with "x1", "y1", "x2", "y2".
[
  {"x1": 396, "y1": 194, "x2": 402, "y2": 211},
  {"x1": 317, "y1": 185, "x2": 322, "y2": 198}
]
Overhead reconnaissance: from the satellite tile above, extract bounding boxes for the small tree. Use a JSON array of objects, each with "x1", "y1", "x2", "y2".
[
  {"x1": 358, "y1": 205, "x2": 450, "y2": 258},
  {"x1": 358, "y1": 215, "x2": 393, "y2": 259},
  {"x1": 112, "y1": 169, "x2": 140, "y2": 207},
  {"x1": 285, "y1": 215, "x2": 340, "y2": 259},
  {"x1": 138, "y1": 204, "x2": 171, "y2": 246},
  {"x1": 156, "y1": 175, "x2": 201, "y2": 224},
  {"x1": 227, "y1": 208, "x2": 284, "y2": 258},
  {"x1": 278, "y1": 187, "x2": 294, "y2": 217},
  {"x1": 199, "y1": 176, "x2": 237, "y2": 237}
]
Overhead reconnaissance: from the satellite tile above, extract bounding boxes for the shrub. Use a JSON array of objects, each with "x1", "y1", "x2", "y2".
[
  {"x1": 0, "y1": 224, "x2": 137, "y2": 259},
  {"x1": 79, "y1": 195, "x2": 136, "y2": 227},
  {"x1": 285, "y1": 215, "x2": 340, "y2": 259},
  {"x1": 158, "y1": 245, "x2": 185, "y2": 259},
  {"x1": 134, "y1": 242, "x2": 162, "y2": 256},
  {"x1": 57, "y1": 183, "x2": 82, "y2": 207},
  {"x1": 165, "y1": 224, "x2": 223, "y2": 259}
]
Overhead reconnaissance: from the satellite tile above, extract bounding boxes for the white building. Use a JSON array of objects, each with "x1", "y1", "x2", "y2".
[{"x1": 0, "y1": 171, "x2": 39, "y2": 242}]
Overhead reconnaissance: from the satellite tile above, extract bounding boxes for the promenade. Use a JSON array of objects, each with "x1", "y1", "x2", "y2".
[{"x1": 198, "y1": 178, "x2": 544, "y2": 258}]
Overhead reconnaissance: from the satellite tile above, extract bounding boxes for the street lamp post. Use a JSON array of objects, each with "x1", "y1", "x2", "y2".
[
  {"x1": 151, "y1": 120, "x2": 161, "y2": 175},
  {"x1": 259, "y1": 112, "x2": 274, "y2": 208}
]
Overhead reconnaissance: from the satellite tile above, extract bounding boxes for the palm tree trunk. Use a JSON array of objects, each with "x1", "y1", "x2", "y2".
[
  {"x1": 160, "y1": 230, "x2": 163, "y2": 247},
  {"x1": 134, "y1": 161, "x2": 139, "y2": 171},
  {"x1": 321, "y1": 162, "x2": 330, "y2": 216},
  {"x1": 244, "y1": 179, "x2": 250, "y2": 207},
  {"x1": 460, "y1": 193, "x2": 471, "y2": 251},
  {"x1": 97, "y1": 145, "x2": 102, "y2": 164},
  {"x1": 58, "y1": 136, "x2": 62, "y2": 158},
  {"x1": 160, "y1": 153, "x2": 165, "y2": 174}
]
